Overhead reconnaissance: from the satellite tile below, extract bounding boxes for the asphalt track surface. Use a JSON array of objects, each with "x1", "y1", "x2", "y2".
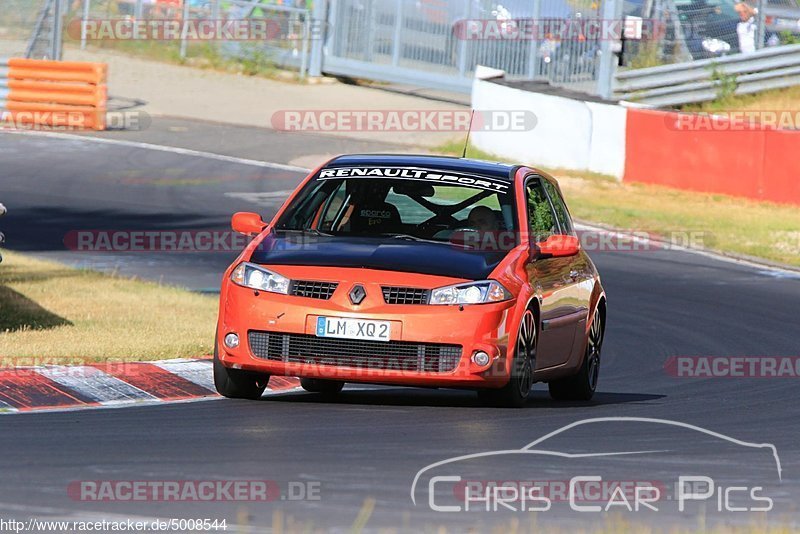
[{"x1": 1, "y1": 126, "x2": 799, "y2": 531}]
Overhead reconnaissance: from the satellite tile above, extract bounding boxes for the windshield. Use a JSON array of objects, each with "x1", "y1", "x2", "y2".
[{"x1": 275, "y1": 168, "x2": 517, "y2": 247}]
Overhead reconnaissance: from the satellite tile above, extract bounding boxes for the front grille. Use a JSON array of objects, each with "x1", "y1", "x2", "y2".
[
  {"x1": 290, "y1": 280, "x2": 338, "y2": 300},
  {"x1": 382, "y1": 286, "x2": 430, "y2": 305},
  {"x1": 248, "y1": 331, "x2": 461, "y2": 373}
]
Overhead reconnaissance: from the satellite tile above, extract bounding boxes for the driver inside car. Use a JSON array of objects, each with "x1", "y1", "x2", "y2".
[{"x1": 467, "y1": 205, "x2": 501, "y2": 232}]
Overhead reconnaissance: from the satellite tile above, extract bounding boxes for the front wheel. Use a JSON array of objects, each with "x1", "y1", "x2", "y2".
[
  {"x1": 478, "y1": 308, "x2": 537, "y2": 408},
  {"x1": 213, "y1": 342, "x2": 270, "y2": 400},
  {"x1": 549, "y1": 305, "x2": 603, "y2": 401}
]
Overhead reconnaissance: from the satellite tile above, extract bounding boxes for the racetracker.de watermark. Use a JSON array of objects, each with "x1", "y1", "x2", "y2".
[
  {"x1": 665, "y1": 356, "x2": 800, "y2": 378},
  {"x1": 67, "y1": 480, "x2": 320, "y2": 502},
  {"x1": 453, "y1": 18, "x2": 666, "y2": 41},
  {"x1": 0, "y1": 358, "x2": 148, "y2": 378},
  {"x1": 270, "y1": 110, "x2": 537, "y2": 132},
  {"x1": 63, "y1": 230, "x2": 255, "y2": 253},
  {"x1": 0, "y1": 111, "x2": 98, "y2": 131},
  {"x1": 666, "y1": 111, "x2": 800, "y2": 131},
  {"x1": 67, "y1": 18, "x2": 326, "y2": 41},
  {"x1": 62, "y1": 229, "x2": 713, "y2": 254},
  {"x1": 0, "y1": 111, "x2": 150, "y2": 131}
]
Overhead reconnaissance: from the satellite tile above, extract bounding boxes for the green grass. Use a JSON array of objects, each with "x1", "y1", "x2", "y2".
[
  {"x1": 0, "y1": 250, "x2": 218, "y2": 362},
  {"x1": 432, "y1": 142, "x2": 800, "y2": 268},
  {"x1": 681, "y1": 83, "x2": 800, "y2": 113}
]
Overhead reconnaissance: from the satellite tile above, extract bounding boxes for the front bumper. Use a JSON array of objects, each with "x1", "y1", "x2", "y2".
[{"x1": 217, "y1": 267, "x2": 516, "y2": 389}]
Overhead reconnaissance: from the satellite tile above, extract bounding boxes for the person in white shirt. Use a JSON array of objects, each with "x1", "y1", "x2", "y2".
[{"x1": 735, "y1": 1, "x2": 758, "y2": 53}]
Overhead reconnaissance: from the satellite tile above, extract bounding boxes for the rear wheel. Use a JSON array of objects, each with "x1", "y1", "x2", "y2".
[
  {"x1": 300, "y1": 378, "x2": 345, "y2": 396},
  {"x1": 549, "y1": 305, "x2": 604, "y2": 401},
  {"x1": 478, "y1": 308, "x2": 536, "y2": 408},
  {"x1": 213, "y1": 342, "x2": 270, "y2": 400}
]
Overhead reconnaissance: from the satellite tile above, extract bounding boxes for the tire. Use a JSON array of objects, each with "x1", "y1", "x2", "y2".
[
  {"x1": 478, "y1": 308, "x2": 537, "y2": 408},
  {"x1": 300, "y1": 378, "x2": 345, "y2": 396},
  {"x1": 213, "y1": 342, "x2": 270, "y2": 400},
  {"x1": 549, "y1": 304, "x2": 604, "y2": 401}
]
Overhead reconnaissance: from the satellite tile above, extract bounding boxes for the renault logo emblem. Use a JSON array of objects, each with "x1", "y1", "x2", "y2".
[{"x1": 349, "y1": 284, "x2": 366, "y2": 305}]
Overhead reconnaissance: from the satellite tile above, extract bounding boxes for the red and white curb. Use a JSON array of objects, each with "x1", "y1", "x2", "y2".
[{"x1": 0, "y1": 359, "x2": 301, "y2": 414}]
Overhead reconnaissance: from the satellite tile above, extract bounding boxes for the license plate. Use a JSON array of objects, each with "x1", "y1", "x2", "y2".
[{"x1": 315, "y1": 316, "x2": 391, "y2": 342}]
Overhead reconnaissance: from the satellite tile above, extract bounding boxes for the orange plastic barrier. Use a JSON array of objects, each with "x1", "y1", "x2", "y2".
[
  {"x1": 624, "y1": 108, "x2": 800, "y2": 205},
  {"x1": 1, "y1": 59, "x2": 107, "y2": 130},
  {"x1": 6, "y1": 80, "x2": 107, "y2": 107}
]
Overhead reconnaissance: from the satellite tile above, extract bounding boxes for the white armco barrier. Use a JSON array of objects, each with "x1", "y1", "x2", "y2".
[{"x1": 470, "y1": 76, "x2": 627, "y2": 180}]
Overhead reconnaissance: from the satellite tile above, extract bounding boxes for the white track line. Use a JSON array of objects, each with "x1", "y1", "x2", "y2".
[
  {"x1": 0, "y1": 129, "x2": 309, "y2": 173},
  {"x1": 0, "y1": 401, "x2": 18, "y2": 413}
]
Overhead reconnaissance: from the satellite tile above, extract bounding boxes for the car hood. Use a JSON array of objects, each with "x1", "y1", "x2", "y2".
[{"x1": 249, "y1": 232, "x2": 509, "y2": 281}]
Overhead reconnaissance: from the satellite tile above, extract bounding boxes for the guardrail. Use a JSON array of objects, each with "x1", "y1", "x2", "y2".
[
  {"x1": 0, "y1": 58, "x2": 107, "y2": 130},
  {"x1": 615, "y1": 44, "x2": 800, "y2": 107}
]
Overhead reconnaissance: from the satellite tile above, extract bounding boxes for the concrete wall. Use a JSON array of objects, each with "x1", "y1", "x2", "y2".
[{"x1": 470, "y1": 77, "x2": 627, "y2": 180}]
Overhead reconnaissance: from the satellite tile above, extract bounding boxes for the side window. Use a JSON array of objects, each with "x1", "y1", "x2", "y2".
[
  {"x1": 319, "y1": 182, "x2": 347, "y2": 231},
  {"x1": 526, "y1": 177, "x2": 557, "y2": 242},
  {"x1": 542, "y1": 180, "x2": 575, "y2": 235}
]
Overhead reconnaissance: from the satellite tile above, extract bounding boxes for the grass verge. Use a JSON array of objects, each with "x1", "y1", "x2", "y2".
[
  {"x1": 0, "y1": 250, "x2": 217, "y2": 363},
  {"x1": 433, "y1": 142, "x2": 800, "y2": 268},
  {"x1": 681, "y1": 84, "x2": 800, "y2": 114}
]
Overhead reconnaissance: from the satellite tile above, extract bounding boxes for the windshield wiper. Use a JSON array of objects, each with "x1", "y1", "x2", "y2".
[{"x1": 382, "y1": 233, "x2": 462, "y2": 247}]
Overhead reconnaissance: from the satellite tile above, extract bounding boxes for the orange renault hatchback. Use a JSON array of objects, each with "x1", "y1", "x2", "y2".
[{"x1": 214, "y1": 155, "x2": 606, "y2": 407}]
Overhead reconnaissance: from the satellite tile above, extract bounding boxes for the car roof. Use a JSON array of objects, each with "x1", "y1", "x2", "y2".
[{"x1": 327, "y1": 154, "x2": 517, "y2": 182}]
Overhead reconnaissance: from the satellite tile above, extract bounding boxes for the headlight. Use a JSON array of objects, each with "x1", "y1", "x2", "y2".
[
  {"x1": 231, "y1": 262, "x2": 290, "y2": 294},
  {"x1": 429, "y1": 280, "x2": 511, "y2": 305},
  {"x1": 701, "y1": 38, "x2": 731, "y2": 54}
]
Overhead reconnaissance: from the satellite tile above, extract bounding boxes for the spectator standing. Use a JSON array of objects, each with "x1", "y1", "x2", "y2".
[{"x1": 735, "y1": 1, "x2": 757, "y2": 53}]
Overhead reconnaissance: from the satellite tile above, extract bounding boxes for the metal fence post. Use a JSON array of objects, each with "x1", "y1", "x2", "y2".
[
  {"x1": 308, "y1": 0, "x2": 326, "y2": 77},
  {"x1": 756, "y1": 0, "x2": 766, "y2": 49},
  {"x1": 180, "y1": 0, "x2": 190, "y2": 58},
  {"x1": 457, "y1": 1, "x2": 471, "y2": 77},
  {"x1": 52, "y1": 0, "x2": 64, "y2": 60},
  {"x1": 134, "y1": 0, "x2": 144, "y2": 20},
  {"x1": 527, "y1": 0, "x2": 542, "y2": 78},
  {"x1": 81, "y1": 0, "x2": 90, "y2": 49},
  {"x1": 300, "y1": 13, "x2": 310, "y2": 78},
  {"x1": 596, "y1": 0, "x2": 622, "y2": 99},
  {"x1": 391, "y1": 0, "x2": 403, "y2": 67}
]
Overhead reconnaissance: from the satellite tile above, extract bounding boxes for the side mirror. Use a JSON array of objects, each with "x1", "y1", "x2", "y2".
[
  {"x1": 232, "y1": 212, "x2": 267, "y2": 235},
  {"x1": 533, "y1": 234, "x2": 581, "y2": 259}
]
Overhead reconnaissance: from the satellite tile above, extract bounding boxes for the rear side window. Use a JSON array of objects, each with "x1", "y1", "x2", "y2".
[
  {"x1": 526, "y1": 177, "x2": 557, "y2": 241},
  {"x1": 542, "y1": 179, "x2": 575, "y2": 235}
]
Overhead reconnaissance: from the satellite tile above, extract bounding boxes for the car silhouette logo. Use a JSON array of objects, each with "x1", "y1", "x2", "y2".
[{"x1": 349, "y1": 284, "x2": 366, "y2": 305}]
